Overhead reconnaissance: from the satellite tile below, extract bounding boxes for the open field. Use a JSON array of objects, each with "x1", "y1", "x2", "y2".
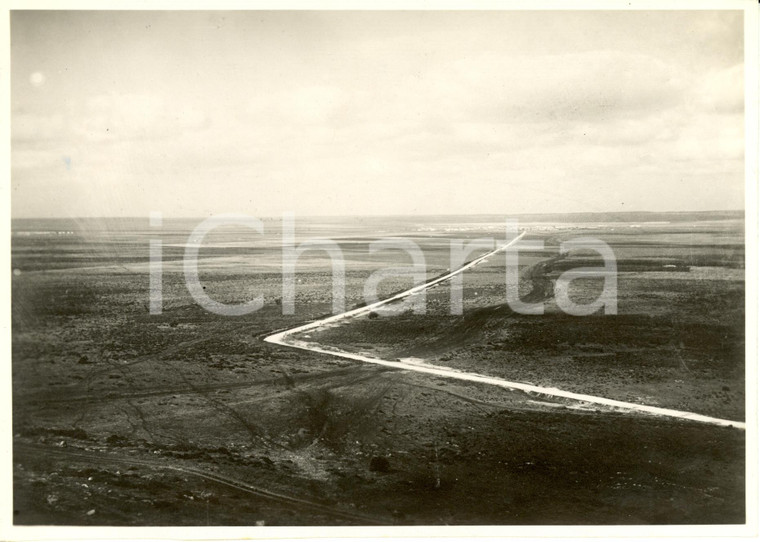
[{"x1": 11, "y1": 213, "x2": 746, "y2": 525}]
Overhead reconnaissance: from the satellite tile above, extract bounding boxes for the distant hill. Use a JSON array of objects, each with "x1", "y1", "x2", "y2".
[{"x1": 495, "y1": 210, "x2": 744, "y2": 223}]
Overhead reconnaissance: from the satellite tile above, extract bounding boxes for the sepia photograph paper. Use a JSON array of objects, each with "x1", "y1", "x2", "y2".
[{"x1": 2, "y1": 1, "x2": 758, "y2": 541}]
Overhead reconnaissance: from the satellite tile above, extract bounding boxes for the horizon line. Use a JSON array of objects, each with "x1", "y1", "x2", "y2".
[{"x1": 9, "y1": 209, "x2": 746, "y2": 221}]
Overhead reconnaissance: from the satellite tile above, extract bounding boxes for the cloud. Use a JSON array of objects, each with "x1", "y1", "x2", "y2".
[
  {"x1": 13, "y1": 93, "x2": 210, "y2": 147},
  {"x1": 12, "y1": 146, "x2": 70, "y2": 171},
  {"x1": 70, "y1": 93, "x2": 209, "y2": 142},
  {"x1": 13, "y1": 113, "x2": 68, "y2": 141},
  {"x1": 240, "y1": 49, "x2": 693, "y2": 134},
  {"x1": 10, "y1": 11, "x2": 745, "y2": 217},
  {"x1": 440, "y1": 50, "x2": 689, "y2": 124},
  {"x1": 246, "y1": 84, "x2": 348, "y2": 125},
  {"x1": 689, "y1": 63, "x2": 743, "y2": 114}
]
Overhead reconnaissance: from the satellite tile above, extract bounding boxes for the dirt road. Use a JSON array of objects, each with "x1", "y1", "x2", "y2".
[{"x1": 264, "y1": 232, "x2": 746, "y2": 430}]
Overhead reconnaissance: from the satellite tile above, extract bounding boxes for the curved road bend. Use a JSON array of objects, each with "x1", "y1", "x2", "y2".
[{"x1": 265, "y1": 231, "x2": 746, "y2": 431}]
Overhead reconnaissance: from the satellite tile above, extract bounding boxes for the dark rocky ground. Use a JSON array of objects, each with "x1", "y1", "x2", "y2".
[{"x1": 11, "y1": 220, "x2": 746, "y2": 525}]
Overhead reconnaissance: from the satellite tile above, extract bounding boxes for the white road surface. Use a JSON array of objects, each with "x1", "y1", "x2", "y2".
[{"x1": 264, "y1": 231, "x2": 746, "y2": 430}]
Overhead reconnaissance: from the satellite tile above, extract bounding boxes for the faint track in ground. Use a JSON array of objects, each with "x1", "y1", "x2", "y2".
[
  {"x1": 14, "y1": 442, "x2": 389, "y2": 525},
  {"x1": 18, "y1": 365, "x2": 391, "y2": 407}
]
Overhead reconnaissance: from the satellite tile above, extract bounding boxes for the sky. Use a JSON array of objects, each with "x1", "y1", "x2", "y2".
[{"x1": 10, "y1": 10, "x2": 745, "y2": 218}]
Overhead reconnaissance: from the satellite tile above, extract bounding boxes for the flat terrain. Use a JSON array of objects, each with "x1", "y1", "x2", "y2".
[{"x1": 11, "y1": 213, "x2": 746, "y2": 525}]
